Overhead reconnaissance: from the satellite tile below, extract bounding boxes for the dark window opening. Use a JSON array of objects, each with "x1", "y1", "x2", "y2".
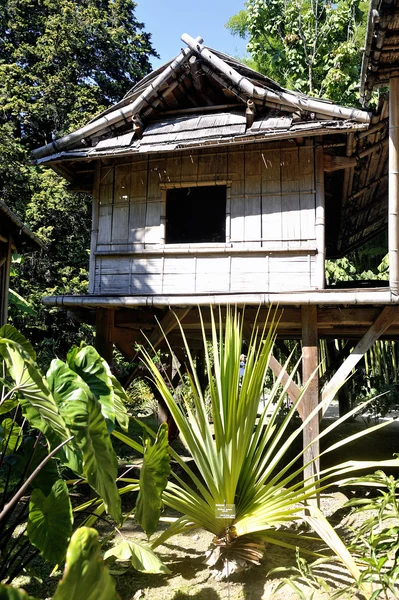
[{"x1": 165, "y1": 186, "x2": 226, "y2": 244}]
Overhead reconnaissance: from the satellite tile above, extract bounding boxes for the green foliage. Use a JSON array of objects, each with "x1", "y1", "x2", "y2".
[
  {"x1": 227, "y1": 0, "x2": 368, "y2": 105},
  {"x1": 52, "y1": 528, "x2": 120, "y2": 600},
  {"x1": 142, "y1": 307, "x2": 396, "y2": 588},
  {"x1": 104, "y1": 539, "x2": 171, "y2": 575},
  {"x1": 135, "y1": 423, "x2": 170, "y2": 538},
  {"x1": 0, "y1": 0, "x2": 156, "y2": 368},
  {"x1": 27, "y1": 479, "x2": 73, "y2": 564},
  {"x1": 0, "y1": 528, "x2": 120, "y2": 600},
  {"x1": 0, "y1": 0, "x2": 157, "y2": 146}
]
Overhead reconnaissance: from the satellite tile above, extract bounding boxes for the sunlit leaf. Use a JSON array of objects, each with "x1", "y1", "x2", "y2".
[
  {"x1": 0, "y1": 418, "x2": 22, "y2": 454},
  {"x1": 27, "y1": 479, "x2": 73, "y2": 564},
  {"x1": 53, "y1": 527, "x2": 119, "y2": 600},
  {"x1": 104, "y1": 540, "x2": 170, "y2": 574},
  {"x1": 135, "y1": 423, "x2": 170, "y2": 537}
]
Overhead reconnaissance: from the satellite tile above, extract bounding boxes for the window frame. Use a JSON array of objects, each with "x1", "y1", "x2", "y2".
[{"x1": 160, "y1": 180, "x2": 231, "y2": 246}]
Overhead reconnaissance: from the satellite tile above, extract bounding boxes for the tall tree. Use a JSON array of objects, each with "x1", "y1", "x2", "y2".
[
  {"x1": 0, "y1": 0, "x2": 157, "y2": 364},
  {"x1": 227, "y1": 0, "x2": 368, "y2": 105}
]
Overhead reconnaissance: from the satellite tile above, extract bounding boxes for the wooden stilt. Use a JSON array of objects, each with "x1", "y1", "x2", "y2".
[
  {"x1": 301, "y1": 306, "x2": 320, "y2": 493},
  {"x1": 322, "y1": 306, "x2": 399, "y2": 410},
  {"x1": 95, "y1": 307, "x2": 115, "y2": 364},
  {"x1": 268, "y1": 355, "x2": 305, "y2": 421}
]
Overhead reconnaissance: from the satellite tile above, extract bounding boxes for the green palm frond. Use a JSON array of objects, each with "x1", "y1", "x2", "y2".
[{"x1": 139, "y1": 306, "x2": 397, "y2": 592}]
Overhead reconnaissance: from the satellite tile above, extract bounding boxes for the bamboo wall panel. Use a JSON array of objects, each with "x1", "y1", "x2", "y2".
[
  {"x1": 97, "y1": 167, "x2": 114, "y2": 245},
  {"x1": 281, "y1": 148, "x2": 301, "y2": 241},
  {"x1": 261, "y1": 148, "x2": 283, "y2": 246},
  {"x1": 112, "y1": 165, "x2": 130, "y2": 243},
  {"x1": 244, "y1": 150, "x2": 262, "y2": 245},
  {"x1": 94, "y1": 142, "x2": 319, "y2": 295},
  {"x1": 95, "y1": 253, "x2": 316, "y2": 294},
  {"x1": 229, "y1": 148, "x2": 245, "y2": 244}
]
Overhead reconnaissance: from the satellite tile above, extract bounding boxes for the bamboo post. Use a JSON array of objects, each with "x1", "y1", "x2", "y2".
[
  {"x1": 301, "y1": 305, "x2": 320, "y2": 497},
  {"x1": 89, "y1": 162, "x2": 101, "y2": 294},
  {"x1": 315, "y1": 139, "x2": 325, "y2": 290},
  {"x1": 389, "y1": 77, "x2": 399, "y2": 296},
  {"x1": 0, "y1": 237, "x2": 12, "y2": 326}
]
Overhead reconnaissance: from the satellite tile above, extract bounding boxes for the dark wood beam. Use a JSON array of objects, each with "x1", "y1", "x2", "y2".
[
  {"x1": 95, "y1": 308, "x2": 115, "y2": 363},
  {"x1": 322, "y1": 306, "x2": 399, "y2": 409},
  {"x1": 301, "y1": 306, "x2": 320, "y2": 495}
]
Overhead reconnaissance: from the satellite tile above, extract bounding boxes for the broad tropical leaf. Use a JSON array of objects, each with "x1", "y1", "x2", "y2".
[
  {"x1": 0, "y1": 325, "x2": 36, "y2": 360},
  {"x1": 67, "y1": 345, "x2": 116, "y2": 426},
  {"x1": 0, "y1": 585, "x2": 39, "y2": 600},
  {"x1": 52, "y1": 527, "x2": 120, "y2": 600},
  {"x1": 74, "y1": 393, "x2": 121, "y2": 523},
  {"x1": 27, "y1": 479, "x2": 73, "y2": 564},
  {"x1": 109, "y1": 375, "x2": 129, "y2": 432},
  {"x1": 104, "y1": 540, "x2": 170, "y2": 574},
  {"x1": 0, "y1": 338, "x2": 70, "y2": 445},
  {"x1": 0, "y1": 418, "x2": 22, "y2": 454},
  {"x1": 8, "y1": 289, "x2": 36, "y2": 316},
  {"x1": 135, "y1": 422, "x2": 170, "y2": 537}
]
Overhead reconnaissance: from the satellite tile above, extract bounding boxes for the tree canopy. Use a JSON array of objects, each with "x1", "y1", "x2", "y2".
[
  {"x1": 227, "y1": 0, "x2": 368, "y2": 105},
  {"x1": 0, "y1": 0, "x2": 157, "y2": 364}
]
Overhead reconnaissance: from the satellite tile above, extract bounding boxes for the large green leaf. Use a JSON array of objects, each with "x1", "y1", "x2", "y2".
[
  {"x1": 0, "y1": 397, "x2": 18, "y2": 417},
  {"x1": 0, "y1": 339, "x2": 69, "y2": 445},
  {"x1": 0, "y1": 585, "x2": 39, "y2": 600},
  {"x1": 47, "y1": 359, "x2": 121, "y2": 521},
  {"x1": 0, "y1": 325, "x2": 36, "y2": 360},
  {"x1": 135, "y1": 423, "x2": 170, "y2": 537},
  {"x1": 104, "y1": 540, "x2": 170, "y2": 574},
  {"x1": 53, "y1": 527, "x2": 120, "y2": 600},
  {"x1": 74, "y1": 394, "x2": 121, "y2": 523},
  {"x1": 27, "y1": 479, "x2": 73, "y2": 564},
  {"x1": 67, "y1": 345, "x2": 115, "y2": 425},
  {"x1": 0, "y1": 418, "x2": 22, "y2": 454},
  {"x1": 8, "y1": 289, "x2": 37, "y2": 316},
  {"x1": 109, "y1": 375, "x2": 129, "y2": 432}
]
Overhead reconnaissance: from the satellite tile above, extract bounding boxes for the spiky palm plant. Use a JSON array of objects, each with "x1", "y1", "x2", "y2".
[{"x1": 134, "y1": 307, "x2": 397, "y2": 591}]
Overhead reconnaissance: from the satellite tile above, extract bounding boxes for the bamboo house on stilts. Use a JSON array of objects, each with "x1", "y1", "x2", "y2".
[{"x1": 33, "y1": 31, "x2": 399, "y2": 480}]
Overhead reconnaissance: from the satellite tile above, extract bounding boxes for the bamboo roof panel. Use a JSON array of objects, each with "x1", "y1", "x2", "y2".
[{"x1": 361, "y1": 0, "x2": 399, "y2": 101}]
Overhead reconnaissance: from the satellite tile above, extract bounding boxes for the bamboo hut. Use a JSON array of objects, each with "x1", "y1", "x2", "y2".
[
  {"x1": 0, "y1": 201, "x2": 43, "y2": 325},
  {"x1": 33, "y1": 32, "x2": 399, "y2": 478}
]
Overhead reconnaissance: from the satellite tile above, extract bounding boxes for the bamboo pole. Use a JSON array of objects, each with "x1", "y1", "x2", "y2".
[
  {"x1": 89, "y1": 162, "x2": 101, "y2": 294},
  {"x1": 389, "y1": 77, "x2": 399, "y2": 296},
  {"x1": 181, "y1": 34, "x2": 370, "y2": 124},
  {"x1": 33, "y1": 41, "x2": 202, "y2": 160},
  {"x1": 314, "y1": 140, "x2": 325, "y2": 290},
  {"x1": 301, "y1": 306, "x2": 320, "y2": 498},
  {"x1": 42, "y1": 289, "x2": 399, "y2": 308}
]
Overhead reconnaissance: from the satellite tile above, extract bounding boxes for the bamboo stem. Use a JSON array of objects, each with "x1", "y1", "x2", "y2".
[{"x1": 389, "y1": 77, "x2": 399, "y2": 296}]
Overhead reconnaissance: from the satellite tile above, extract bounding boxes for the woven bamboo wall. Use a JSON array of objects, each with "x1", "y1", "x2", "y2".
[{"x1": 91, "y1": 140, "x2": 319, "y2": 295}]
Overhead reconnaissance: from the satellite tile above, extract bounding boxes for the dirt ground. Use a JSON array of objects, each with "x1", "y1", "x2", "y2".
[{"x1": 108, "y1": 415, "x2": 399, "y2": 600}]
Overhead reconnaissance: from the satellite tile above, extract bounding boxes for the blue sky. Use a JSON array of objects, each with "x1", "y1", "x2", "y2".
[{"x1": 135, "y1": 0, "x2": 248, "y2": 68}]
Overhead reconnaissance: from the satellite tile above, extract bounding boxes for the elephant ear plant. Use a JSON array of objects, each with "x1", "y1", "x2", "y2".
[
  {"x1": 0, "y1": 325, "x2": 169, "y2": 586},
  {"x1": 130, "y1": 307, "x2": 398, "y2": 594}
]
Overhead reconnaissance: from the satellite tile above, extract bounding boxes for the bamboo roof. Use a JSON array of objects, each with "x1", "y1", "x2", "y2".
[
  {"x1": 32, "y1": 33, "x2": 391, "y2": 258},
  {"x1": 361, "y1": 0, "x2": 399, "y2": 103},
  {"x1": 0, "y1": 200, "x2": 44, "y2": 251}
]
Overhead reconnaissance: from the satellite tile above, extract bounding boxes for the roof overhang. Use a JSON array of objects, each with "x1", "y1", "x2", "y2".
[{"x1": 0, "y1": 201, "x2": 44, "y2": 251}]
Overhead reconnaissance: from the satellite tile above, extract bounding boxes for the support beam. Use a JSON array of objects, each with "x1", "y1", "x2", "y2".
[
  {"x1": 322, "y1": 306, "x2": 399, "y2": 409},
  {"x1": 125, "y1": 308, "x2": 191, "y2": 385},
  {"x1": 95, "y1": 307, "x2": 115, "y2": 363},
  {"x1": 268, "y1": 356, "x2": 305, "y2": 421},
  {"x1": 389, "y1": 77, "x2": 399, "y2": 295},
  {"x1": 301, "y1": 306, "x2": 320, "y2": 490}
]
